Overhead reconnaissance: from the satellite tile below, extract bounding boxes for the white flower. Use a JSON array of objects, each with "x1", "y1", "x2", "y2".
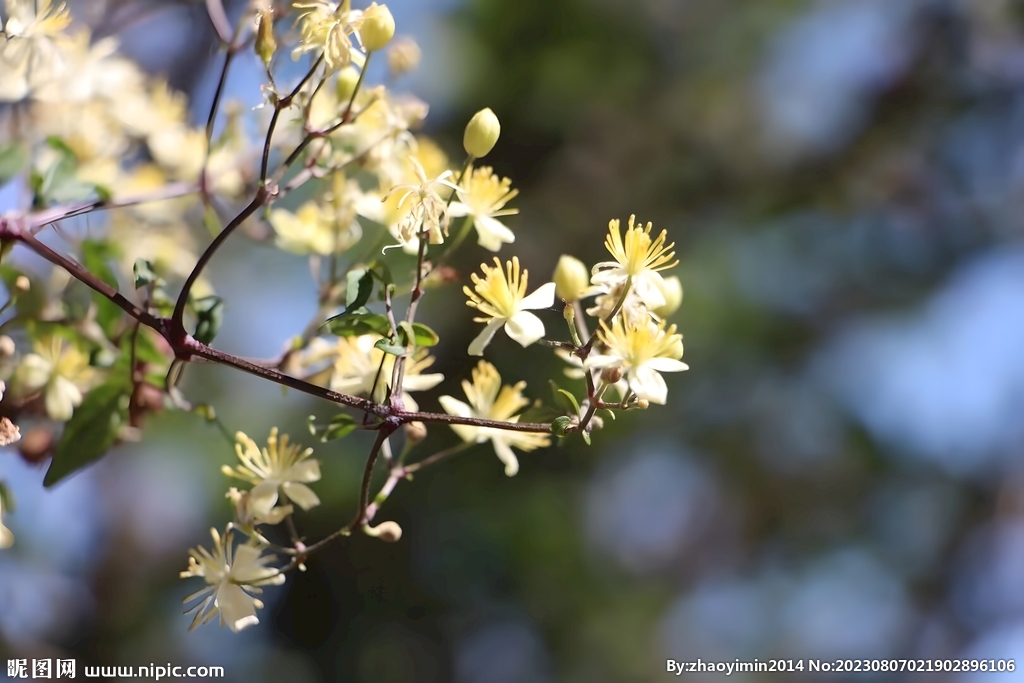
[
  {"x1": 464, "y1": 256, "x2": 556, "y2": 356},
  {"x1": 438, "y1": 361, "x2": 550, "y2": 476},
  {"x1": 222, "y1": 428, "x2": 321, "y2": 518},
  {"x1": 316, "y1": 335, "x2": 443, "y2": 409},
  {"x1": 180, "y1": 528, "x2": 285, "y2": 632},
  {"x1": 384, "y1": 157, "x2": 460, "y2": 249},
  {"x1": 448, "y1": 165, "x2": 518, "y2": 252},
  {"x1": 591, "y1": 215, "x2": 678, "y2": 311},
  {"x1": 585, "y1": 318, "x2": 688, "y2": 405}
]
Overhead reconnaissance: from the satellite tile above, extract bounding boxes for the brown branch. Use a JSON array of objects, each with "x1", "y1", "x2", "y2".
[{"x1": 24, "y1": 182, "x2": 196, "y2": 231}]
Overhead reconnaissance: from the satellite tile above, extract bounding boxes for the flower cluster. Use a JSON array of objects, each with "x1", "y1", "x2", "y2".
[{"x1": 0, "y1": 0, "x2": 686, "y2": 636}]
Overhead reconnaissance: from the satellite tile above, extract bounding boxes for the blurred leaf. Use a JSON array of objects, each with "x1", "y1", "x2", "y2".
[
  {"x1": 0, "y1": 143, "x2": 27, "y2": 187},
  {"x1": 81, "y1": 240, "x2": 122, "y2": 337},
  {"x1": 405, "y1": 322, "x2": 439, "y2": 347},
  {"x1": 133, "y1": 259, "x2": 162, "y2": 289},
  {"x1": 549, "y1": 380, "x2": 579, "y2": 413},
  {"x1": 307, "y1": 413, "x2": 358, "y2": 442},
  {"x1": 324, "y1": 307, "x2": 391, "y2": 337},
  {"x1": 345, "y1": 268, "x2": 375, "y2": 309},
  {"x1": 192, "y1": 296, "x2": 224, "y2": 345},
  {"x1": 551, "y1": 415, "x2": 573, "y2": 436},
  {"x1": 44, "y1": 379, "x2": 129, "y2": 487},
  {"x1": 374, "y1": 337, "x2": 409, "y2": 356}
]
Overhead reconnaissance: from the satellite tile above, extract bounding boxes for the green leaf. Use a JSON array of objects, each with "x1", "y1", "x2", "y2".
[
  {"x1": 133, "y1": 259, "x2": 162, "y2": 289},
  {"x1": 203, "y1": 204, "x2": 222, "y2": 236},
  {"x1": 404, "y1": 322, "x2": 439, "y2": 347},
  {"x1": 44, "y1": 380, "x2": 129, "y2": 487},
  {"x1": 81, "y1": 240, "x2": 122, "y2": 337},
  {"x1": 323, "y1": 307, "x2": 391, "y2": 337},
  {"x1": 581, "y1": 430, "x2": 591, "y2": 445},
  {"x1": 0, "y1": 481, "x2": 14, "y2": 513},
  {"x1": 374, "y1": 337, "x2": 409, "y2": 357},
  {"x1": 345, "y1": 268, "x2": 375, "y2": 310},
  {"x1": 192, "y1": 296, "x2": 224, "y2": 345},
  {"x1": 307, "y1": 413, "x2": 358, "y2": 442},
  {"x1": 556, "y1": 389, "x2": 581, "y2": 416},
  {"x1": 551, "y1": 415, "x2": 574, "y2": 437},
  {"x1": 0, "y1": 143, "x2": 27, "y2": 187}
]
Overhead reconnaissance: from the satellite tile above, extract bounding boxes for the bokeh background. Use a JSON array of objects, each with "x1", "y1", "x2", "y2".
[{"x1": 4, "y1": 0, "x2": 1024, "y2": 680}]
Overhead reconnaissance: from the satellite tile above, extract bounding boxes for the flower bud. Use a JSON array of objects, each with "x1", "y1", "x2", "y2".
[
  {"x1": 255, "y1": 9, "x2": 277, "y2": 67},
  {"x1": 553, "y1": 255, "x2": 589, "y2": 302},
  {"x1": 387, "y1": 36, "x2": 421, "y2": 77},
  {"x1": 364, "y1": 520, "x2": 402, "y2": 542},
  {"x1": 361, "y1": 3, "x2": 395, "y2": 52},
  {"x1": 653, "y1": 275, "x2": 683, "y2": 318},
  {"x1": 0, "y1": 335, "x2": 14, "y2": 357},
  {"x1": 405, "y1": 420, "x2": 427, "y2": 444},
  {"x1": 17, "y1": 426, "x2": 51, "y2": 463},
  {"x1": 14, "y1": 275, "x2": 29, "y2": 293},
  {"x1": 335, "y1": 66, "x2": 360, "y2": 102},
  {"x1": 463, "y1": 108, "x2": 500, "y2": 158},
  {"x1": 600, "y1": 366, "x2": 623, "y2": 384},
  {"x1": 637, "y1": 399, "x2": 650, "y2": 410}
]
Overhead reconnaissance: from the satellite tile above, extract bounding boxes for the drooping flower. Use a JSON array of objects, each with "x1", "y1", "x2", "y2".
[
  {"x1": 384, "y1": 157, "x2": 460, "y2": 249},
  {"x1": 591, "y1": 215, "x2": 678, "y2": 311},
  {"x1": 464, "y1": 256, "x2": 556, "y2": 356},
  {"x1": 11, "y1": 336, "x2": 96, "y2": 421},
  {"x1": 222, "y1": 429, "x2": 321, "y2": 518},
  {"x1": 180, "y1": 528, "x2": 285, "y2": 632},
  {"x1": 585, "y1": 318, "x2": 688, "y2": 404},
  {"x1": 448, "y1": 165, "x2": 518, "y2": 252},
  {"x1": 438, "y1": 361, "x2": 550, "y2": 476}
]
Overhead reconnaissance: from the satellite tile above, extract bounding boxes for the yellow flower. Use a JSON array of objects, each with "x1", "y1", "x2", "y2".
[
  {"x1": 12, "y1": 336, "x2": 96, "y2": 420},
  {"x1": 591, "y1": 215, "x2": 678, "y2": 310},
  {"x1": 180, "y1": 528, "x2": 285, "y2": 632},
  {"x1": 268, "y1": 195, "x2": 362, "y2": 256},
  {"x1": 464, "y1": 256, "x2": 555, "y2": 355},
  {"x1": 0, "y1": 0, "x2": 72, "y2": 101},
  {"x1": 222, "y1": 428, "x2": 321, "y2": 518},
  {"x1": 438, "y1": 361, "x2": 550, "y2": 476},
  {"x1": 585, "y1": 318, "x2": 688, "y2": 405},
  {"x1": 359, "y1": 2, "x2": 394, "y2": 52},
  {"x1": 449, "y1": 165, "x2": 518, "y2": 252}
]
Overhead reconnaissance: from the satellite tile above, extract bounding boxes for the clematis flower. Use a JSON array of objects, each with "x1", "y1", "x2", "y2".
[
  {"x1": 591, "y1": 215, "x2": 678, "y2": 310},
  {"x1": 320, "y1": 334, "x2": 443, "y2": 409},
  {"x1": 292, "y1": 0, "x2": 365, "y2": 72},
  {"x1": 439, "y1": 361, "x2": 550, "y2": 476},
  {"x1": 464, "y1": 256, "x2": 556, "y2": 356},
  {"x1": 11, "y1": 336, "x2": 96, "y2": 421},
  {"x1": 180, "y1": 528, "x2": 285, "y2": 632},
  {"x1": 448, "y1": 165, "x2": 518, "y2": 252},
  {"x1": 585, "y1": 318, "x2": 688, "y2": 405},
  {"x1": 222, "y1": 428, "x2": 321, "y2": 518},
  {"x1": 384, "y1": 157, "x2": 460, "y2": 249}
]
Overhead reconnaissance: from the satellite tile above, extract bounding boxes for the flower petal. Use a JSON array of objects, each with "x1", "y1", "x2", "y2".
[
  {"x1": 439, "y1": 395, "x2": 479, "y2": 444},
  {"x1": 629, "y1": 366, "x2": 669, "y2": 404},
  {"x1": 468, "y1": 317, "x2": 505, "y2": 356},
  {"x1": 281, "y1": 459, "x2": 321, "y2": 484},
  {"x1": 248, "y1": 480, "x2": 280, "y2": 517},
  {"x1": 282, "y1": 482, "x2": 321, "y2": 511},
  {"x1": 216, "y1": 582, "x2": 259, "y2": 632},
  {"x1": 520, "y1": 282, "x2": 556, "y2": 310},
  {"x1": 505, "y1": 311, "x2": 545, "y2": 347},
  {"x1": 491, "y1": 436, "x2": 520, "y2": 477},
  {"x1": 646, "y1": 357, "x2": 689, "y2": 373},
  {"x1": 474, "y1": 215, "x2": 516, "y2": 252}
]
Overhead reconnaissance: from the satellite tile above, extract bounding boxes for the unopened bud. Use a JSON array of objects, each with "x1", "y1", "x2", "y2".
[
  {"x1": 637, "y1": 399, "x2": 649, "y2": 410},
  {"x1": 0, "y1": 335, "x2": 14, "y2": 356},
  {"x1": 255, "y1": 10, "x2": 277, "y2": 67},
  {"x1": 463, "y1": 108, "x2": 500, "y2": 159},
  {"x1": 18, "y1": 426, "x2": 51, "y2": 463},
  {"x1": 405, "y1": 420, "x2": 427, "y2": 444},
  {"x1": 653, "y1": 275, "x2": 683, "y2": 318},
  {"x1": 600, "y1": 366, "x2": 623, "y2": 384},
  {"x1": 364, "y1": 520, "x2": 402, "y2": 542},
  {"x1": 553, "y1": 255, "x2": 589, "y2": 302},
  {"x1": 14, "y1": 275, "x2": 29, "y2": 293},
  {"x1": 387, "y1": 36, "x2": 421, "y2": 77},
  {"x1": 335, "y1": 66, "x2": 360, "y2": 102},
  {"x1": 361, "y1": 3, "x2": 395, "y2": 52}
]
